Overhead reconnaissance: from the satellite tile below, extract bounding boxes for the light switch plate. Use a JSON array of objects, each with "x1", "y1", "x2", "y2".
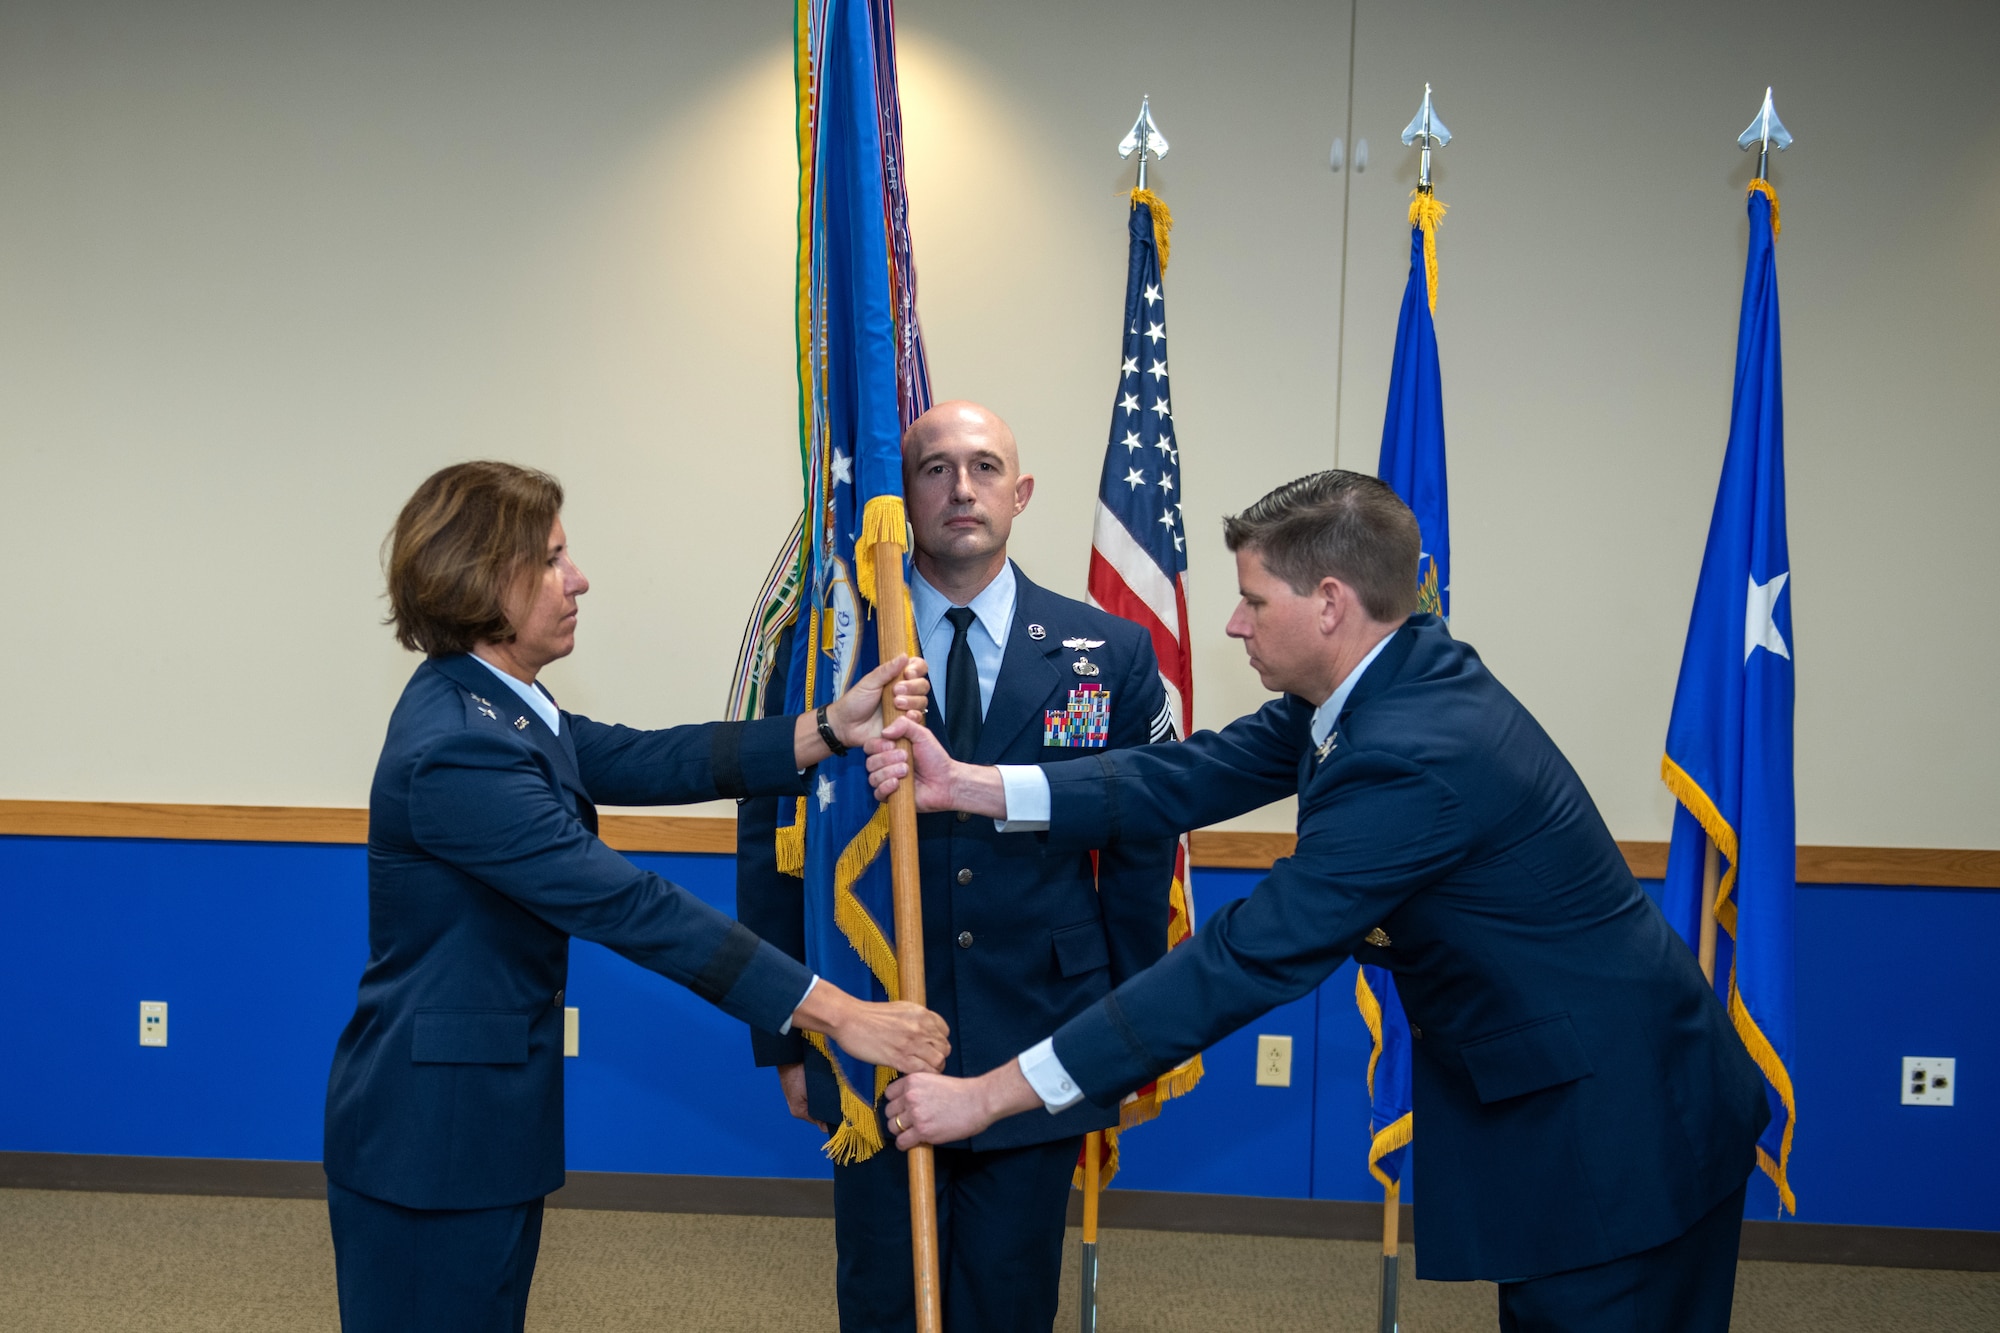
[
  {"x1": 1902, "y1": 1056, "x2": 1954, "y2": 1106},
  {"x1": 140, "y1": 1001, "x2": 168, "y2": 1047},
  {"x1": 563, "y1": 1007, "x2": 580, "y2": 1058},
  {"x1": 1255, "y1": 1034, "x2": 1293, "y2": 1087}
]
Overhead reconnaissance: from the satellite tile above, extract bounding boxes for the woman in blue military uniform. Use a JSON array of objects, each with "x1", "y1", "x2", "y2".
[{"x1": 324, "y1": 461, "x2": 946, "y2": 1332}]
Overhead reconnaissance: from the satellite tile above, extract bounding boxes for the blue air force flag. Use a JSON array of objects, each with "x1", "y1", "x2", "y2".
[{"x1": 1359, "y1": 194, "x2": 1451, "y2": 1186}]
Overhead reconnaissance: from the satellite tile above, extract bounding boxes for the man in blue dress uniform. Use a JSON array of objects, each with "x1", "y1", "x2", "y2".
[
  {"x1": 738, "y1": 402, "x2": 1178, "y2": 1332},
  {"x1": 871, "y1": 471, "x2": 1770, "y2": 1333}
]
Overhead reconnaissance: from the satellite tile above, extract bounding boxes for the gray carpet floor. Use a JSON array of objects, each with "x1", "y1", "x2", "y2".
[{"x1": 2, "y1": 1188, "x2": 1996, "y2": 1332}]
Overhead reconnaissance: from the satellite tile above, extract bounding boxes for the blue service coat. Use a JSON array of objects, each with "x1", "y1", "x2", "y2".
[
  {"x1": 1038, "y1": 616, "x2": 1770, "y2": 1281},
  {"x1": 325, "y1": 652, "x2": 814, "y2": 1211},
  {"x1": 740, "y1": 566, "x2": 1179, "y2": 1150}
]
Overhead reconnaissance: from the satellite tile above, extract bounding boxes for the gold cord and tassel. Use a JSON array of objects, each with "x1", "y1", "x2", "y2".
[
  {"x1": 1408, "y1": 191, "x2": 1448, "y2": 313},
  {"x1": 1747, "y1": 178, "x2": 1781, "y2": 238},
  {"x1": 1129, "y1": 188, "x2": 1174, "y2": 271}
]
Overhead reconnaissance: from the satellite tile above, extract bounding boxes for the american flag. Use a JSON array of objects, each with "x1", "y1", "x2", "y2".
[
  {"x1": 1088, "y1": 195, "x2": 1191, "y2": 742},
  {"x1": 1084, "y1": 191, "x2": 1201, "y2": 1172}
]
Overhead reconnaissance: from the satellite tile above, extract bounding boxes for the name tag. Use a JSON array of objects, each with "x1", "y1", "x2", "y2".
[{"x1": 1044, "y1": 684, "x2": 1111, "y2": 747}]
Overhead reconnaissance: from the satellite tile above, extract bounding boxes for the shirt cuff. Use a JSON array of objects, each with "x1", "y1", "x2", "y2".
[
  {"x1": 776, "y1": 974, "x2": 819, "y2": 1036},
  {"x1": 1017, "y1": 1037, "x2": 1084, "y2": 1113},
  {"x1": 994, "y1": 765, "x2": 1051, "y2": 832}
]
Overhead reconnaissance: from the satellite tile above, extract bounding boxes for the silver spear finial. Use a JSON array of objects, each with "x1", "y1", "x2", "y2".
[
  {"x1": 1400, "y1": 83, "x2": 1451, "y2": 191},
  {"x1": 1737, "y1": 87, "x2": 1793, "y2": 180},
  {"x1": 1119, "y1": 95, "x2": 1169, "y2": 190}
]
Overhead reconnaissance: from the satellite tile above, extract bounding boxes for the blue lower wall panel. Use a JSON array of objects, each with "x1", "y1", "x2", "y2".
[
  {"x1": 1, "y1": 835, "x2": 1994, "y2": 1233},
  {"x1": 1095, "y1": 866, "x2": 1321, "y2": 1200},
  {"x1": 563, "y1": 852, "x2": 832, "y2": 1180},
  {"x1": 0, "y1": 837, "x2": 368, "y2": 1162}
]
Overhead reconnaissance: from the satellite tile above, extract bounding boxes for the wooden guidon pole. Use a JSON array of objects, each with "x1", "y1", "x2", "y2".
[
  {"x1": 1080, "y1": 1130, "x2": 1102, "y2": 1332},
  {"x1": 872, "y1": 541, "x2": 944, "y2": 1333},
  {"x1": 1698, "y1": 838, "x2": 1721, "y2": 984},
  {"x1": 1378, "y1": 1180, "x2": 1401, "y2": 1333}
]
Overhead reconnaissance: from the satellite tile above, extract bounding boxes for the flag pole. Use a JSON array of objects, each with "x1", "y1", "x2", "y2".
[
  {"x1": 1698, "y1": 839, "x2": 1721, "y2": 983},
  {"x1": 1371, "y1": 82, "x2": 1451, "y2": 1333},
  {"x1": 872, "y1": 542, "x2": 943, "y2": 1333},
  {"x1": 1073, "y1": 96, "x2": 1171, "y2": 1333},
  {"x1": 1379, "y1": 1179, "x2": 1401, "y2": 1333},
  {"x1": 1079, "y1": 1130, "x2": 1101, "y2": 1333}
]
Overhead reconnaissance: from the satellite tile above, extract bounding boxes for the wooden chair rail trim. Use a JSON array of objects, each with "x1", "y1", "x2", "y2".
[{"x1": 2, "y1": 800, "x2": 1994, "y2": 888}]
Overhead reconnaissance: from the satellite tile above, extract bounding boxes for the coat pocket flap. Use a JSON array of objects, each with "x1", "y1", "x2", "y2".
[
  {"x1": 1459, "y1": 1012, "x2": 1594, "y2": 1104},
  {"x1": 412, "y1": 1009, "x2": 530, "y2": 1065},
  {"x1": 1051, "y1": 921, "x2": 1110, "y2": 978}
]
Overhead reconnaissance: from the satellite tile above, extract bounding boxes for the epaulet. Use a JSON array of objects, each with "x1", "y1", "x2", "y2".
[{"x1": 460, "y1": 688, "x2": 520, "y2": 731}]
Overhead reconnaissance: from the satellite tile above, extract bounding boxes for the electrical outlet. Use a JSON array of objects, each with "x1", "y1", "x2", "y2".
[
  {"x1": 1902, "y1": 1056, "x2": 1955, "y2": 1106},
  {"x1": 139, "y1": 1001, "x2": 168, "y2": 1047},
  {"x1": 563, "y1": 1007, "x2": 580, "y2": 1058},
  {"x1": 1255, "y1": 1034, "x2": 1292, "y2": 1087}
]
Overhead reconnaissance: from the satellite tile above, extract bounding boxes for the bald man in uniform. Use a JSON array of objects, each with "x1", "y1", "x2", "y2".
[{"x1": 737, "y1": 402, "x2": 1180, "y2": 1332}]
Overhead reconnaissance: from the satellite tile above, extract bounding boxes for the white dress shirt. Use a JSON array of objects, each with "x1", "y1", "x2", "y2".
[
  {"x1": 910, "y1": 562, "x2": 1048, "y2": 832},
  {"x1": 908, "y1": 561, "x2": 1014, "y2": 726},
  {"x1": 1011, "y1": 631, "x2": 1397, "y2": 1113},
  {"x1": 471, "y1": 652, "x2": 562, "y2": 735}
]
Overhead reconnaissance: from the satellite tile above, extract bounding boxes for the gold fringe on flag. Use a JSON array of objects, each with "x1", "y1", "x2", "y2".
[
  {"x1": 853, "y1": 494, "x2": 907, "y2": 609},
  {"x1": 1129, "y1": 188, "x2": 1174, "y2": 272},
  {"x1": 808, "y1": 805, "x2": 910, "y2": 1165},
  {"x1": 805, "y1": 1029, "x2": 887, "y2": 1165},
  {"x1": 1366, "y1": 1113, "x2": 1414, "y2": 1190},
  {"x1": 1354, "y1": 965, "x2": 1416, "y2": 1188},
  {"x1": 833, "y1": 805, "x2": 901, "y2": 1001},
  {"x1": 776, "y1": 797, "x2": 806, "y2": 876},
  {"x1": 1408, "y1": 190, "x2": 1448, "y2": 313},
  {"x1": 1660, "y1": 753, "x2": 1799, "y2": 1213},
  {"x1": 1747, "y1": 179, "x2": 1781, "y2": 239}
]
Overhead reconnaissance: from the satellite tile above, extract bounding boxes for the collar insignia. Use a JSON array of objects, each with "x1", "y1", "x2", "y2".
[
  {"x1": 515, "y1": 716, "x2": 530, "y2": 730},
  {"x1": 1027, "y1": 623, "x2": 1047, "y2": 640},
  {"x1": 1316, "y1": 733, "x2": 1338, "y2": 762}
]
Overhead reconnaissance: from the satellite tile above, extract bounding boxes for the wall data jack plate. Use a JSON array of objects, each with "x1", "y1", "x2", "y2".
[
  {"x1": 1902, "y1": 1056, "x2": 1955, "y2": 1106},
  {"x1": 1255, "y1": 1034, "x2": 1293, "y2": 1087},
  {"x1": 563, "y1": 1007, "x2": 580, "y2": 1058},
  {"x1": 139, "y1": 1001, "x2": 168, "y2": 1047}
]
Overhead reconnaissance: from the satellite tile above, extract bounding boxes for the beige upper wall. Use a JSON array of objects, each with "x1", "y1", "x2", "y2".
[{"x1": 1, "y1": 0, "x2": 1994, "y2": 845}]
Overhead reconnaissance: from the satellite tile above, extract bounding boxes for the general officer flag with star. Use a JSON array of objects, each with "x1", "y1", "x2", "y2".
[
  {"x1": 771, "y1": 0, "x2": 931, "y2": 1165},
  {"x1": 1660, "y1": 181, "x2": 1797, "y2": 1213}
]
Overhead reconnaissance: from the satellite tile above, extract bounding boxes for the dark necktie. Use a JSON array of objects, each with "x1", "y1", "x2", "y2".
[{"x1": 943, "y1": 606, "x2": 983, "y2": 760}]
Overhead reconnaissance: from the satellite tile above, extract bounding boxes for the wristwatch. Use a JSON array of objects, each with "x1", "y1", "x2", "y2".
[{"x1": 816, "y1": 703, "x2": 849, "y2": 757}]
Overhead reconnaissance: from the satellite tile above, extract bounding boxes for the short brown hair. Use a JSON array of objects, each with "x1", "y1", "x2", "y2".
[
  {"x1": 385, "y1": 461, "x2": 564, "y2": 655},
  {"x1": 1222, "y1": 470, "x2": 1421, "y2": 622}
]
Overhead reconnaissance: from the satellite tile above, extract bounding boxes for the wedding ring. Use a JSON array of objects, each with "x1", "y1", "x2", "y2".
[{"x1": 894, "y1": 1115, "x2": 907, "y2": 1132}]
